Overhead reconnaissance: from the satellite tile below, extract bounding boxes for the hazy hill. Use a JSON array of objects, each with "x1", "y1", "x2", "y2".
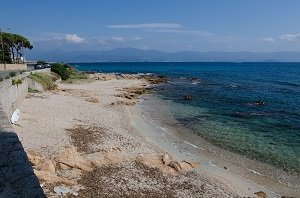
[{"x1": 27, "y1": 48, "x2": 300, "y2": 62}]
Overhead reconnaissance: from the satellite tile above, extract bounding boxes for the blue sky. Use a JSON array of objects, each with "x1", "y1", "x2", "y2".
[{"x1": 1, "y1": 0, "x2": 300, "y2": 53}]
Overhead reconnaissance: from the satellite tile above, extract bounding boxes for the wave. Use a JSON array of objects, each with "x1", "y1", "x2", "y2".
[
  {"x1": 183, "y1": 141, "x2": 205, "y2": 150},
  {"x1": 271, "y1": 80, "x2": 300, "y2": 87}
]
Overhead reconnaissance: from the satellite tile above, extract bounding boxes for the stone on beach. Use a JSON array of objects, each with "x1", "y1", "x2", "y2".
[
  {"x1": 36, "y1": 158, "x2": 56, "y2": 174},
  {"x1": 34, "y1": 169, "x2": 76, "y2": 185},
  {"x1": 162, "y1": 153, "x2": 172, "y2": 166},
  {"x1": 27, "y1": 152, "x2": 56, "y2": 173},
  {"x1": 254, "y1": 191, "x2": 268, "y2": 198},
  {"x1": 55, "y1": 146, "x2": 93, "y2": 172}
]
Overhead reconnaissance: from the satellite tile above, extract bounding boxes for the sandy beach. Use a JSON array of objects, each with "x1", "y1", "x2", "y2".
[{"x1": 13, "y1": 74, "x2": 298, "y2": 197}]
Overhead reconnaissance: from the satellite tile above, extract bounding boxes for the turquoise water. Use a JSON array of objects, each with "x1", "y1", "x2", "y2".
[{"x1": 72, "y1": 62, "x2": 300, "y2": 173}]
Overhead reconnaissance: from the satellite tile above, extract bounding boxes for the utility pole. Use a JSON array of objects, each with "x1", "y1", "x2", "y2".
[{"x1": 0, "y1": 28, "x2": 5, "y2": 70}]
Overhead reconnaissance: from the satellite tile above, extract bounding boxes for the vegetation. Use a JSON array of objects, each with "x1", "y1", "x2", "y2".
[
  {"x1": 9, "y1": 71, "x2": 16, "y2": 77},
  {"x1": 12, "y1": 78, "x2": 23, "y2": 86},
  {"x1": 51, "y1": 63, "x2": 71, "y2": 80},
  {"x1": 28, "y1": 73, "x2": 57, "y2": 90},
  {"x1": 0, "y1": 77, "x2": 3, "y2": 82},
  {"x1": 0, "y1": 32, "x2": 33, "y2": 63},
  {"x1": 51, "y1": 62, "x2": 88, "y2": 82},
  {"x1": 28, "y1": 87, "x2": 40, "y2": 93}
]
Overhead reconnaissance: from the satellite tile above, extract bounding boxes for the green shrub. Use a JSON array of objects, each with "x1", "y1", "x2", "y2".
[
  {"x1": 28, "y1": 87, "x2": 40, "y2": 93},
  {"x1": 0, "y1": 77, "x2": 3, "y2": 82},
  {"x1": 5, "y1": 76, "x2": 10, "y2": 79},
  {"x1": 51, "y1": 63, "x2": 71, "y2": 80},
  {"x1": 12, "y1": 78, "x2": 23, "y2": 86},
  {"x1": 9, "y1": 72, "x2": 17, "y2": 77}
]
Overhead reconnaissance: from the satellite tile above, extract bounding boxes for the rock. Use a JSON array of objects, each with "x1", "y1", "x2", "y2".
[
  {"x1": 111, "y1": 100, "x2": 136, "y2": 106},
  {"x1": 36, "y1": 158, "x2": 56, "y2": 174},
  {"x1": 58, "y1": 162, "x2": 71, "y2": 170},
  {"x1": 67, "y1": 168, "x2": 83, "y2": 179},
  {"x1": 179, "y1": 161, "x2": 199, "y2": 171},
  {"x1": 85, "y1": 97, "x2": 99, "y2": 103},
  {"x1": 27, "y1": 152, "x2": 45, "y2": 166},
  {"x1": 54, "y1": 185, "x2": 71, "y2": 196},
  {"x1": 34, "y1": 170, "x2": 76, "y2": 185},
  {"x1": 255, "y1": 100, "x2": 266, "y2": 106},
  {"x1": 55, "y1": 146, "x2": 93, "y2": 172},
  {"x1": 85, "y1": 152, "x2": 105, "y2": 167},
  {"x1": 27, "y1": 152, "x2": 56, "y2": 173},
  {"x1": 254, "y1": 191, "x2": 267, "y2": 198},
  {"x1": 168, "y1": 161, "x2": 182, "y2": 171},
  {"x1": 184, "y1": 95, "x2": 192, "y2": 100},
  {"x1": 162, "y1": 153, "x2": 172, "y2": 166},
  {"x1": 53, "y1": 185, "x2": 84, "y2": 196}
]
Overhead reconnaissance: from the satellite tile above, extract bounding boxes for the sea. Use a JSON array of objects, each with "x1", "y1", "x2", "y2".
[{"x1": 71, "y1": 62, "x2": 300, "y2": 174}]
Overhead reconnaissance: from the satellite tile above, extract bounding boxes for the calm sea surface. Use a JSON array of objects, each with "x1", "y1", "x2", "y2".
[{"x1": 72, "y1": 62, "x2": 300, "y2": 173}]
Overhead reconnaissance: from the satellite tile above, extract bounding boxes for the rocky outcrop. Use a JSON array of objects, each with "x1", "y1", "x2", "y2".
[
  {"x1": 254, "y1": 191, "x2": 267, "y2": 198},
  {"x1": 54, "y1": 146, "x2": 93, "y2": 172}
]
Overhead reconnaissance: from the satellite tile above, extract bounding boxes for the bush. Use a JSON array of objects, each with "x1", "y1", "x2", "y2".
[
  {"x1": 0, "y1": 77, "x2": 3, "y2": 82},
  {"x1": 12, "y1": 78, "x2": 23, "y2": 86},
  {"x1": 51, "y1": 63, "x2": 71, "y2": 80},
  {"x1": 9, "y1": 72, "x2": 17, "y2": 77}
]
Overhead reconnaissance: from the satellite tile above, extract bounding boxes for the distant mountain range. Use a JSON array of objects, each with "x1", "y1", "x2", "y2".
[{"x1": 27, "y1": 48, "x2": 300, "y2": 62}]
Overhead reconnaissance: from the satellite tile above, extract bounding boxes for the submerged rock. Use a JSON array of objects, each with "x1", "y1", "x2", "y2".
[
  {"x1": 255, "y1": 100, "x2": 266, "y2": 106},
  {"x1": 184, "y1": 95, "x2": 192, "y2": 100}
]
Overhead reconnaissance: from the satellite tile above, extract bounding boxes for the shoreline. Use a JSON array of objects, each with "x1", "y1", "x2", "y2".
[
  {"x1": 133, "y1": 94, "x2": 299, "y2": 197},
  {"x1": 12, "y1": 73, "x2": 298, "y2": 197}
]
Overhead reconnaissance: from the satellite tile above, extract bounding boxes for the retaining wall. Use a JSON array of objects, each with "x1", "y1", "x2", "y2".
[
  {"x1": 0, "y1": 75, "x2": 28, "y2": 118},
  {"x1": 0, "y1": 105, "x2": 45, "y2": 197},
  {"x1": 0, "y1": 64, "x2": 27, "y2": 71},
  {"x1": 0, "y1": 70, "x2": 49, "y2": 197}
]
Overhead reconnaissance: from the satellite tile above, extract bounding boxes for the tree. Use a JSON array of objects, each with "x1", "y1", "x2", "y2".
[{"x1": 0, "y1": 32, "x2": 33, "y2": 63}]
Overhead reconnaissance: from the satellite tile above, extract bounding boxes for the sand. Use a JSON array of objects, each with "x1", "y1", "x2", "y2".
[{"x1": 13, "y1": 74, "x2": 298, "y2": 197}]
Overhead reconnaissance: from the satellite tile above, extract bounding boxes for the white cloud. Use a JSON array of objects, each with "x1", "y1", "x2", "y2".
[
  {"x1": 262, "y1": 37, "x2": 275, "y2": 42},
  {"x1": 65, "y1": 34, "x2": 84, "y2": 43},
  {"x1": 132, "y1": 36, "x2": 143, "y2": 41},
  {"x1": 106, "y1": 23, "x2": 182, "y2": 29},
  {"x1": 280, "y1": 33, "x2": 300, "y2": 41},
  {"x1": 110, "y1": 36, "x2": 126, "y2": 42},
  {"x1": 153, "y1": 29, "x2": 215, "y2": 37}
]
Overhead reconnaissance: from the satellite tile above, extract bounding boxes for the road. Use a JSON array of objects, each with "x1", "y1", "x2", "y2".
[{"x1": 0, "y1": 67, "x2": 34, "y2": 79}]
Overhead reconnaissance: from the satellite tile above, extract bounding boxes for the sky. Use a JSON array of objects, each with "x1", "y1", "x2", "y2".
[{"x1": 1, "y1": 0, "x2": 300, "y2": 54}]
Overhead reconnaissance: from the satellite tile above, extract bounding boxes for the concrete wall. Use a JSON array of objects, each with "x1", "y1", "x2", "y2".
[
  {"x1": 0, "y1": 93, "x2": 45, "y2": 197},
  {"x1": 0, "y1": 64, "x2": 27, "y2": 71},
  {"x1": 0, "y1": 75, "x2": 28, "y2": 118},
  {"x1": 27, "y1": 78, "x2": 44, "y2": 92},
  {"x1": 0, "y1": 72, "x2": 46, "y2": 197},
  {"x1": 0, "y1": 68, "x2": 50, "y2": 118}
]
